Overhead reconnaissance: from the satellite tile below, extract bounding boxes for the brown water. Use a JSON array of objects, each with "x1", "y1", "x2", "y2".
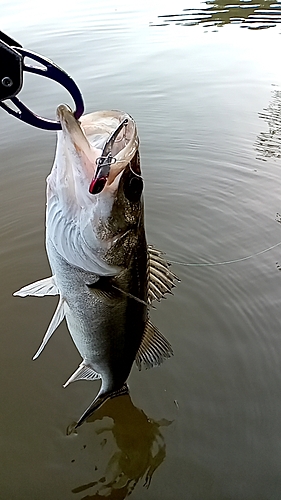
[{"x1": 2, "y1": 1, "x2": 281, "y2": 499}]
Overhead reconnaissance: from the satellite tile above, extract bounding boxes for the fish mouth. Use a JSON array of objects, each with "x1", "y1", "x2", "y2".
[{"x1": 57, "y1": 104, "x2": 139, "y2": 194}]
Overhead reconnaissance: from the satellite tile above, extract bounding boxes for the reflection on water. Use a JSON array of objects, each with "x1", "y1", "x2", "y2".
[
  {"x1": 255, "y1": 85, "x2": 281, "y2": 160},
  {"x1": 71, "y1": 395, "x2": 172, "y2": 499},
  {"x1": 152, "y1": 0, "x2": 281, "y2": 30}
]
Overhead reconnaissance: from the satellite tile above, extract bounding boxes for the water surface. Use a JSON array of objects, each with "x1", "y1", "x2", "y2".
[{"x1": 1, "y1": 1, "x2": 281, "y2": 499}]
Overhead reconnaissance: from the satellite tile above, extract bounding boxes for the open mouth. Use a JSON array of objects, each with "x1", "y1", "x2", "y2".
[
  {"x1": 89, "y1": 117, "x2": 129, "y2": 195},
  {"x1": 57, "y1": 105, "x2": 139, "y2": 195}
]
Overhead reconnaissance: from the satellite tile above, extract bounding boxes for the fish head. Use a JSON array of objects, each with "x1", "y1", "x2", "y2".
[{"x1": 47, "y1": 105, "x2": 144, "y2": 273}]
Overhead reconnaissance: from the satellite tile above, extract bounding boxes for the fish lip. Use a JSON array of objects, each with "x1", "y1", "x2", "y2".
[
  {"x1": 56, "y1": 103, "x2": 92, "y2": 146},
  {"x1": 56, "y1": 103, "x2": 74, "y2": 126},
  {"x1": 56, "y1": 103, "x2": 89, "y2": 149},
  {"x1": 56, "y1": 104, "x2": 99, "y2": 184},
  {"x1": 56, "y1": 104, "x2": 83, "y2": 137}
]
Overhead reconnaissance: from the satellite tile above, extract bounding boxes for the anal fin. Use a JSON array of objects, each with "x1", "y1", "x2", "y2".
[
  {"x1": 135, "y1": 319, "x2": 173, "y2": 370},
  {"x1": 13, "y1": 276, "x2": 58, "y2": 297},
  {"x1": 63, "y1": 362, "x2": 101, "y2": 387},
  {"x1": 32, "y1": 296, "x2": 65, "y2": 360}
]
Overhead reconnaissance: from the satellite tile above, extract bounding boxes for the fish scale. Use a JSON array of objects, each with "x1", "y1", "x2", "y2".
[{"x1": 14, "y1": 105, "x2": 178, "y2": 428}]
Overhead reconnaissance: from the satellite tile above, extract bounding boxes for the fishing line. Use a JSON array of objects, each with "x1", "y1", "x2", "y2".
[
  {"x1": 169, "y1": 240, "x2": 281, "y2": 267},
  {"x1": 112, "y1": 285, "x2": 154, "y2": 308}
]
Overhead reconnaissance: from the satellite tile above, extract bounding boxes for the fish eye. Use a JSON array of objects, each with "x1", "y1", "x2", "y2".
[{"x1": 124, "y1": 176, "x2": 143, "y2": 203}]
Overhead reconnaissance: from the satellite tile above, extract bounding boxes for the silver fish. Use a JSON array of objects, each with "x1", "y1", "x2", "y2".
[{"x1": 14, "y1": 105, "x2": 178, "y2": 427}]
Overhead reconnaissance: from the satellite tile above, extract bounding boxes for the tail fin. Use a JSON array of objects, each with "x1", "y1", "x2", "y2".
[{"x1": 75, "y1": 384, "x2": 129, "y2": 429}]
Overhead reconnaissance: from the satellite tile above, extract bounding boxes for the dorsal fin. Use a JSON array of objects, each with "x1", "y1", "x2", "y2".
[
  {"x1": 13, "y1": 276, "x2": 58, "y2": 297},
  {"x1": 148, "y1": 245, "x2": 179, "y2": 304},
  {"x1": 32, "y1": 296, "x2": 65, "y2": 360},
  {"x1": 63, "y1": 362, "x2": 101, "y2": 387},
  {"x1": 135, "y1": 319, "x2": 173, "y2": 370}
]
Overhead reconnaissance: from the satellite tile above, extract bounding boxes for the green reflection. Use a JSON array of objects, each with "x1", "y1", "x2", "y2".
[
  {"x1": 153, "y1": 1, "x2": 281, "y2": 30},
  {"x1": 72, "y1": 394, "x2": 172, "y2": 499},
  {"x1": 255, "y1": 86, "x2": 281, "y2": 160}
]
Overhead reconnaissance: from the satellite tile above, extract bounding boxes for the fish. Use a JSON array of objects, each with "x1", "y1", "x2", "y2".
[{"x1": 14, "y1": 104, "x2": 178, "y2": 427}]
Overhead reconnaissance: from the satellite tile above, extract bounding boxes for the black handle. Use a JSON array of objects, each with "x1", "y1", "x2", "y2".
[{"x1": 0, "y1": 31, "x2": 23, "y2": 101}]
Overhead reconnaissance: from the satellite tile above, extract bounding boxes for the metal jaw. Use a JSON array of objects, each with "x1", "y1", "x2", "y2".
[{"x1": 0, "y1": 32, "x2": 84, "y2": 130}]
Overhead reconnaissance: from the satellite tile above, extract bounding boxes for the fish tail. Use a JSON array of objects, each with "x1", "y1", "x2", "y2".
[{"x1": 75, "y1": 384, "x2": 129, "y2": 429}]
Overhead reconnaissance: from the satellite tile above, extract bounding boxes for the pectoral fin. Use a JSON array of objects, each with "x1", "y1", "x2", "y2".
[
  {"x1": 63, "y1": 362, "x2": 101, "y2": 387},
  {"x1": 135, "y1": 319, "x2": 173, "y2": 370},
  {"x1": 32, "y1": 296, "x2": 65, "y2": 360},
  {"x1": 13, "y1": 276, "x2": 58, "y2": 297},
  {"x1": 87, "y1": 277, "x2": 120, "y2": 303},
  {"x1": 148, "y1": 245, "x2": 179, "y2": 304}
]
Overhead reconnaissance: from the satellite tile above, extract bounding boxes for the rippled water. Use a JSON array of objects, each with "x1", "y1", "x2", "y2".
[
  {"x1": 2, "y1": 1, "x2": 281, "y2": 499},
  {"x1": 153, "y1": 0, "x2": 281, "y2": 30}
]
